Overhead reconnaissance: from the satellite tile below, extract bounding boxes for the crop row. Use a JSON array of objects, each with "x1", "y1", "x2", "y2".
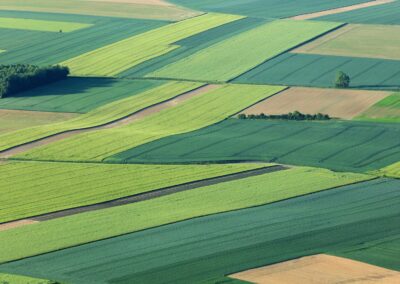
[
  {"x1": 0, "y1": 81, "x2": 201, "y2": 152},
  {"x1": 0, "y1": 166, "x2": 368, "y2": 263},
  {"x1": 17, "y1": 84, "x2": 285, "y2": 162}
]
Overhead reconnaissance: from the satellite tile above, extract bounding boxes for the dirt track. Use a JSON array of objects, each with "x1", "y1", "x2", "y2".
[
  {"x1": 291, "y1": 0, "x2": 394, "y2": 20},
  {"x1": 0, "y1": 165, "x2": 288, "y2": 231},
  {"x1": 0, "y1": 84, "x2": 217, "y2": 159},
  {"x1": 231, "y1": 254, "x2": 400, "y2": 283}
]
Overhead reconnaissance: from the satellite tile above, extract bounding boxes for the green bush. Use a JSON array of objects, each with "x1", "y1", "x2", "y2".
[
  {"x1": 238, "y1": 111, "x2": 330, "y2": 121},
  {"x1": 335, "y1": 71, "x2": 350, "y2": 88}
]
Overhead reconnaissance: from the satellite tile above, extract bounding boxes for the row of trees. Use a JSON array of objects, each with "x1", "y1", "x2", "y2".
[
  {"x1": 0, "y1": 64, "x2": 69, "y2": 98},
  {"x1": 238, "y1": 111, "x2": 331, "y2": 121}
]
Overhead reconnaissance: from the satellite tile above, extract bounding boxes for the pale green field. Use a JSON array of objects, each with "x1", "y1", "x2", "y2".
[
  {"x1": 0, "y1": 81, "x2": 201, "y2": 152},
  {"x1": 62, "y1": 13, "x2": 243, "y2": 76},
  {"x1": 0, "y1": 17, "x2": 92, "y2": 32},
  {"x1": 17, "y1": 84, "x2": 285, "y2": 162},
  {"x1": 0, "y1": 166, "x2": 368, "y2": 263},
  {"x1": 356, "y1": 93, "x2": 400, "y2": 123},
  {"x1": 0, "y1": 273, "x2": 53, "y2": 284},
  {"x1": 149, "y1": 19, "x2": 340, "y2": 81},
  {"x1": 376, "y1": 162, "x2": 400, "y2": 179},
  {"x1": 295, "y1": 24, "x2": 400, "y2": 61}
]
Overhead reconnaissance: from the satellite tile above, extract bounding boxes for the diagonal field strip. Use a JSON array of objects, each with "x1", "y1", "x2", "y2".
[
  {"x1": 0, "y1": 165, "x2": 286, "y2": 232},
  {"x1": 291, "y1": 0, "x2": 394, "y2": 20},
  {"x1": 0, "y1": 84, "x2": 213, "y2": 159},
  {"x1": 62, "y1": 13, "x2": 243, "y2": 76}
]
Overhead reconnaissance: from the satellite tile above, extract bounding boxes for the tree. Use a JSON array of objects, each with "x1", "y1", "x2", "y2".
[{"x1": 335, "y1": 71, "x2": 350, "y2": 88}]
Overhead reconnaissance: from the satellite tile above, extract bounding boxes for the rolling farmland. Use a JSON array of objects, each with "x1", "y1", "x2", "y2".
[
  {"x1": 109, "y1": 119, "x2": 400, "y2": 172},
  {"x1": 17, "y1": 84, "x2": 285, "y2": 162},
  {"x1": 149, "y1": 20, "x2": 340, "y2": 81},
  {"x1": 0, "y1": 178, "x2": 398, "y2": 283},
  {"x1": 0, "y1": 0, "x2": 399, "y2": 283}
]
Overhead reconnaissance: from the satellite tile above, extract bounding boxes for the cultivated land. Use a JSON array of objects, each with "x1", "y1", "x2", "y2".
[
  {"x1": 242, "y1": 87, "x2": 389, "y2": 119},
  {"x1": 315, "y1": 0, "x2": 400, "y2": 25},
  {"x1": 0, "y1": 273, "x2": 53, "y2": 284},
  {"x1": 235, "y1": 53, "x2": 400, "y2": 89},
  {"x1": 62, "y1": 13, "x2": 243, "y2": 76},
  {"x1": 0, "y1": 81, "x2": 200, "y2": 153},
  {"x1": 0, "y1": 0, "x2": 199, "y2": 21},
  {"x1": 168, "y1": 0, "x2": 370, "y2": 19},
  {"x1": 149, "y1": 20, "x2": 340, "y2": 81},
  {"x1": 0, "y1": 166, "x2": 368, "y2": 263},
  {"x1": 0, "y1": 161, "x2": 263, "y2": 223},
  {"x1": 0, "y1": 78, "x2": 163, "y2": 113},
  {"x1": 356, "y1": 93, "x2": 400, "y2": 123},
  {"x1": 0, "y1": 17, "x2": 92, "y2": 32},
  {"x1": 230, "y1": 254, "x2": 400, "y2": 284},
  {"x1": 377, "y1": 162, "x2": 400, "y2": 179},
  {"x1": 110, "y1": 119, "x2": 400, "y2": 172},
  {"x1": 0, "y1": 110, "x2": 78, "y2": 135},
  {"x1": 0, "y1": 11, "x2": 167, "y2": 65},
  {"x1": 294, "y1": 24, "x2": 400, "y2": 61},
  {"x1": 17, "y1": 84, "x2": 285, "y2": 162},
  {"x1": 0, "y1": 178, "x2": 397, "y2": 283}
]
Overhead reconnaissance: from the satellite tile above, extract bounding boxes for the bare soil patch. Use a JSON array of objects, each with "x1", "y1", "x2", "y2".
[
  {"x1": 0, "y1": 219, "x2": 38, "y2": 232},
  {"x1": 230, "y1": 254, "x2": 400, "y2": 284},
  {"x1": 0, "y1": 84, "x2": 217, "y2": 158},
  {"x1": 291, "y1": 0, "x2": 394, "y2": 20},
  {"x1": 241, "y1": 87, "x2": 389, "y2": 119},
  {"x1": 85, "y1": 0, "x2": 173, "y2": 6}
]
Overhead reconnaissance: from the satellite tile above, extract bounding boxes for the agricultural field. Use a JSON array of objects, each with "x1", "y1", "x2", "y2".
[
  {"x1": 16, "y1": 84, "x2": 284, "y2": 162},
  {"x1": 0, "y1": 178, "x2": 398, "y2": 283},
  {"x1": 0, "y1": 0, "x2": 399, "y2": 283},
  {"x1": 149, "y1": 20, "x2": 340, "y2": 81},
  {"x1": 235, "y1": 53, "x2": 400, "y2": 89},
  {"x1": 294, "y1": 24, "x2": 400, "y2": 61},
  {"x1": 242, "y1": 87, "x2": 390, "y2": 119},
  {"x1": 109, "y1": 119, "x2": 400, "y2": 172}
]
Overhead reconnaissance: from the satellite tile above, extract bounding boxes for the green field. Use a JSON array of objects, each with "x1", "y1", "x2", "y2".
[
  {"x1": 356, "y1": 93, "x2": 400, "y2": 123},
  {"x1": 0, "y1": 0, "x2": 199, "y2": 21},
  {"x1": 0, "y1": 10, "x2": 167, "y2": 65},
  {"x1": 0, "y1": 110, "x2": 77, "y2": 135},
  {"x1": 235, "y1": 53, "x2": 400, "y2": 89},
  {"x1": 108, "y1": 119, "x2": 400, "y2": 172},
  {"x1": 0, "y1": 273, "x2": 54, "y2": 284},
  {"x1": 315, "y1": 1, "x2": 400, "y2": 25},
  {"x1": 168, "y1": 0, "x2": 369, "y2": 19},
  {"x1": 0, "y1": 17, "x2": 92, "y2": 32},
  {"x1": 0, "y1": 166, "x2": 368, "y2": 263},
  {"x1": 149, "y1": 20, "x2": 340, "y2": 81},
  {"x1": 17, "y1": 84, "x2": 285, "y2": 162},
  {"x1": 62, "y1": 13, "x2": 243, "y2": 76},
  {"x1": 0, "y1": 161, "x2": 263, "y2": 223},
  {"x1": 377, "y1": 162, "x2": 400, "y2": 179},
  {"x1": 0, "y1": 81, "x2": 200, "y2": 152},
  {"x1": 0, "y1": 178, "x2": 397, "y2": 283},
  {"x1": 0, "y1": 78, "x2": 163, "y2": 113}
]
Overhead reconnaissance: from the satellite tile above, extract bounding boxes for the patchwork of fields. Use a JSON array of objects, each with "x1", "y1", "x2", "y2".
[{"x1": 0, "y1": 0, "x2": 399, "y2": 283}]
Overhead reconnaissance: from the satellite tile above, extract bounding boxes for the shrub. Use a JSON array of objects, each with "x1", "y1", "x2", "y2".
[
  {"x1": 238, "y1": 111, "x2": 330, "y2": 121},
  {"x1": 335, "y1": 71, "x2": 350, "y2": 88}
]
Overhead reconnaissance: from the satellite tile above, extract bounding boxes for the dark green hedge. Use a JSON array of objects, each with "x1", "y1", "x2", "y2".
[
  {"x1": 238, "y1": 111, "x2": 330, "y2": 121},
  {"x1": 0, "y1": 64, "x2": 69, "y2": 98}
]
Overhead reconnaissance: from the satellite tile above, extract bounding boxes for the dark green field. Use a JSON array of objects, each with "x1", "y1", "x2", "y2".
[
  {"x1": 0, "y1": 178, "x2": 398, "y2": 284},
  {"x1": 107, "y1": 119, "x2": 400, "y2": 172},
  {"x1": 234, "y1": 53, "x2": 400, "y2": 90}
]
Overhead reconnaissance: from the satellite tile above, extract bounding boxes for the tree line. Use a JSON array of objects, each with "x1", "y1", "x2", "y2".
[
  {"x1": 238, "y1": 111, "x2": 331, "y2": 121},
  {"x1": 0, "y1": 64, "x2": 69, "y2": 98}
]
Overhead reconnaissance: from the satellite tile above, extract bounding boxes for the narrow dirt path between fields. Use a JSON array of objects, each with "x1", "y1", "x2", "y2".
[
  {"x1": 0, "y1": 165, "x2": 289, "y2": 232},
  {"x1": 0, "y1": 84, "x2": 218, "y2": 159},
  {"x1": 291, "y1": 0, "x2": 394, "y2": 20}
]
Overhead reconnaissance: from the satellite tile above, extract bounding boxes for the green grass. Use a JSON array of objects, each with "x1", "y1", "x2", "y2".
[
  {"x1": 0, "y1": 0, "x2": 198, "y2": 21},
  {"x1": 62, "y1": 13, "x2": 243, "y2": 76},
  {"x1": 0, "y1": 78, "x2": 163, "y2": 113},
  {"x1": 375, "y1": 162, "x2": 400, "y2": 179},
  {"x1": 0, "y1": 166, "x2": 368, "y2": 263},
  {"x1": 0, "y1": 178, "x2": 397, "y2": 283},
  {"x1": 356, "y1": 93, "x2": 400, "y2": 123},
  {"x1": 109, "y1": 119, "x2": 400, "y2": 173},
  {"x1": 0, "y1": 17, "x2": 92, "y2": 32},
  {"x1": 0, "y1": 161, "x2": 263, "y2": 223},
  {"x1": 0, "y1": 10, "x2": 167, "y2": 65},
  {"x1": 0, "y1": 273, "x2": 56, "y2": 284},
  {"x1": 149, "y1": 20, "x2": 340, "y2": 81},
  {"x1": 17, "y1": 84, "x2": 285, "y2": 162},
  {"x1": 235, "y1": 53, "x2": 400, "y2": 90},
  {"x1": 0, "y1": 81, "x2": 201, "y2": 152}
]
